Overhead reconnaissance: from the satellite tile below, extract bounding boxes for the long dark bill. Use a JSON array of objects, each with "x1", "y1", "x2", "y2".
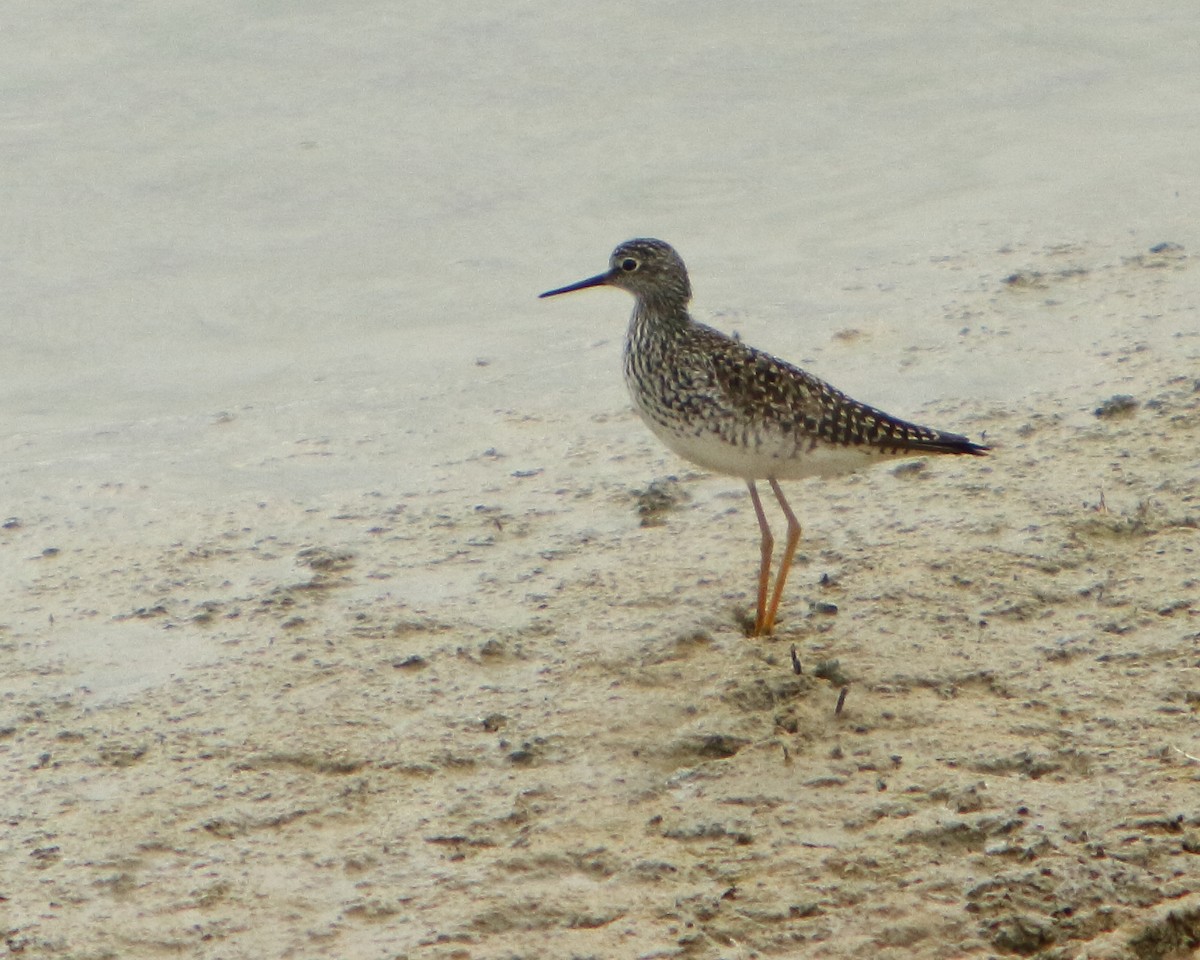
[{"x1": 538, "y1": 272, "x2": 612, "y2": 298}]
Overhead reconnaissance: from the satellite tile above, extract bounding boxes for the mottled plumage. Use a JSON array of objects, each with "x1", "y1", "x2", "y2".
[{"x1": 541, "y1": 238, "x2": 988, "y2": 635}]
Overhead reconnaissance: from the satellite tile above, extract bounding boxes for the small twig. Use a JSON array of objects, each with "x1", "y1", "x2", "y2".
[
  {"x1": 835, "y1": 686, "x2": 849, "y2": 715},
  {"x1": 789, "y1": 644, "x2": 803, "y2": 675},
  {"x1": 1171, "y1": 745, "x2": 1200, "y2": 764}
]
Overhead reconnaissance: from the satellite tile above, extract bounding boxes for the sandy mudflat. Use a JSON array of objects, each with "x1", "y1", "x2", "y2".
[
  {"x1": 5, "y1": 2, "x2": 1200, "y2": 956},
  {"x1": 3, "y1": 242, "x2": 1199, "y2": 958}
]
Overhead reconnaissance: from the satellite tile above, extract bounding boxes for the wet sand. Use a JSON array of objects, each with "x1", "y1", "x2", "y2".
[
  {"x1": 5, "y1": 2, "x2": 1200, "y2": 956},
  {"x1": 3, "y1": 241, "x2": 1199, "y2": 958}
]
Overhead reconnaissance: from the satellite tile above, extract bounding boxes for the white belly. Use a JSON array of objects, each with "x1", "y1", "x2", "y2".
[{"x1": 634, "y1": 403, "x2": 905, "y2": 481}]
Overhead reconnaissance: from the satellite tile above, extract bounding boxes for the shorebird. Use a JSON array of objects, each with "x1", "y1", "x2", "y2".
[{"x1": 540, "y1": 238, "x2": 988, "y2": 636}]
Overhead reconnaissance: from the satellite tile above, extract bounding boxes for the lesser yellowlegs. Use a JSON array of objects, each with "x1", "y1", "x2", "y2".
[{"x1": 540, "y1": 238, "x2": 988, "y2": 636}]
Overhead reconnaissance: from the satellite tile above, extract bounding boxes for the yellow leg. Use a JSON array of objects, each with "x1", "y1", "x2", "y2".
[
  {"x1": 746, "y1": 481, "x2": 774, "y2": 635},
  {"x1": 760, "y1": 479, "x2": 802, "y2": 635}
]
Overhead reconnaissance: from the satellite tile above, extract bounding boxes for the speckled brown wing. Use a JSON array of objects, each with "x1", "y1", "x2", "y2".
[{"x1": 699, "y1": 324, "x2": 988, "y2": 457}]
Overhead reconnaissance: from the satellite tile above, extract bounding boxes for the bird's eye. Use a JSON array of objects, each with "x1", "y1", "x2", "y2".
[{"x1": 621, "y1": 258, "x2": 638, "y2": 272}]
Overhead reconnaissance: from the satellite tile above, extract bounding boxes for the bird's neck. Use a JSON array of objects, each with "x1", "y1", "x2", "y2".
[{"x1": 629, "y1": 295, "x2": 693, "y2": 340}]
